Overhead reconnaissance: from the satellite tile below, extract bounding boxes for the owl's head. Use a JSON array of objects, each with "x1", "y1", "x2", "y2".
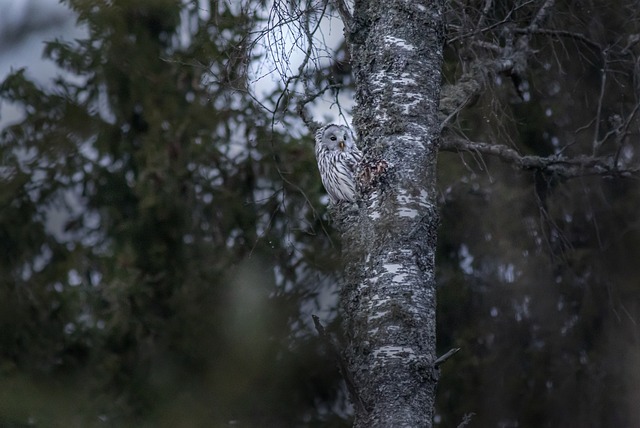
[{"x1": 316, "y1": 124, "x2": 355, "y2": 152}]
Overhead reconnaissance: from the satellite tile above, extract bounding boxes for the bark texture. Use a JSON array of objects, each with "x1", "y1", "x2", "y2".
[{"x1": 337, "y1": 1, "x2": 445, "y2": 426}]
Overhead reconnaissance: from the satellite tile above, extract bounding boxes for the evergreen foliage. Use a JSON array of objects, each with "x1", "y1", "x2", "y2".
[{"x1": 1, "y1": 1, "x2": 344, "y2": 426}]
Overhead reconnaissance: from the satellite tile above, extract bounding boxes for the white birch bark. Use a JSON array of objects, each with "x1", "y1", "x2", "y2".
[{"x1": 335, "y1": 1, "x2": 445, "y2": 426}]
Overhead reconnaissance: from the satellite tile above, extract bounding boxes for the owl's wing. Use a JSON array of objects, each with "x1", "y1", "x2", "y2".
[
  {"x1": 353, "y1": 146, "x2": 363, "y2": 162},
  {"x1": 344, "y1": 147, "x2": 362, "y2": 174}
]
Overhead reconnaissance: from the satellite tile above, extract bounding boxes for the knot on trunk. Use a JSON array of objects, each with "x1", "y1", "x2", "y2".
[{"x1": 357, "y1": 158, "x2": 391, "y2": 196}]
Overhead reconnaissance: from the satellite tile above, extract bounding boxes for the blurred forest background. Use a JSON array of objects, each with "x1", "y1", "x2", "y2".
[{"x1": 1, "y1": 1, "x2": 639, "y2": 427}]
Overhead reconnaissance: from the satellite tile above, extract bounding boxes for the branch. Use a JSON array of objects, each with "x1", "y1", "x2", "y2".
[
  {"x1": 512, "y1": 28, "x2": 603, "y2": 51},
  {"x1": 440, "y1": 135, "x2": 640, "y2": 179},
  {"x1": 592, "y1": 58, "x2": 609, "y2": 154},
  {"x1": 296, "y1": 84, "x2": 341, "y2": 134},
  {"x1": 331, "y1": 0, "x2": 352, "y2": 33},
  {"x1": 438, "y1": 60, "x2": 508, "y2": 128},
  {"x1": 434, "y1": 347, "x2": 461, "y2": 367},
  {"x1": 446, "y1": 1, "x2": 535, "y2": 44},
  {"x1": 476, "y1": 0, "x2": 493, "y2": 29},
  {"x1": 270, "y1": 1, "x2": 330, "y2": 133},
  {"x1": 529, "y1": 0, "x2": 555, "y2": 30},
  {"x1": 440, "y1": 1, "x2": 640, "y2": 174},
  {"x1": 456, "y1": 413, "x2": 476, "y2": 428},
  {"x1": 312, "y1": 315, "x2": 368, "y2": 415},
  {"x1": 442, "y1": 1, "x2": 561, "y2": 125}
]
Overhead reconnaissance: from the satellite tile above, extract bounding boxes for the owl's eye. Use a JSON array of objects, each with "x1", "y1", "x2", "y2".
[
  {"x1": 344, "y1": 134, "x2": 348, "y2": 140},
  {"x1": 330, "y1": 136, "x2": 337, "y2": 141}
]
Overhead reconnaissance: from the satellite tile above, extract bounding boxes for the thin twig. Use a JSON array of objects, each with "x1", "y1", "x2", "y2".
[
  {"x1": 513, "y1": 28, "x2": 603, "y2": 51},
  {"x1": 434, "y1": 347, "x2": 461, "y2": 367},
  {"x1": 447, "y1": 1, "x2": 535, "y2": 44},
  {"x1": 296, "y1": 84, "x2": 341, "y2": 133},
  {"x1": 529, "y1": 0, "x2": 555, "y2": 30},
  {"x1": 476, "y1": 0, "x2": 493, "y2": 29},
  {"x1": 593, "y1": 58, "x2": 609, "y2": 155},
  {"x1": 614, "y1": 100, "x2": 640, "y2": 167},
  {"x1": 440, "y1": 92, "x2": 476, "y2": 132},
  {"x1": 456, "y1": 413, "x2": 476, "y2": 428},
  {"x1": 331, "y1": 0, "x2": 353, "y2": 33}
]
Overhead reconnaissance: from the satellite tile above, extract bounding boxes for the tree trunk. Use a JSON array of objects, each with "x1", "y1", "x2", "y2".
[{"x1": 338, "y1": 1, "x2": 444, "y2": 427}]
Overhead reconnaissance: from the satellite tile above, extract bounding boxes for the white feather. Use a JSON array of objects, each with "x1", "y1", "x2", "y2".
[{"x1": 314, "y1": 124, "x2": 362, "y2": 203}]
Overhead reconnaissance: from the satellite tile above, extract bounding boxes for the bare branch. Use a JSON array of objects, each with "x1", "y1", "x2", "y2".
[
  {"x1": 512, "y1": 28, "x2": 603, "y2": 51},
  {"x1": 593, "y1": 61, "x2": 609, "y2": 154},
  {"x1": 612, "y1": 102, "x2": 640, "y2": 167},
  {"x1": 265, "y1": 1, "x2": 335, "y2": 133},
  {"x1": 331, "y1": 0, "x2": 352, "y2": 33},
  {"x1": 440, "y1": 135, "x2": 640, "y2": 179},
  {"x1": 529, "y1": 0, "x2": 555, "y2": 31},
  {"x1": 434, "y1": 348, "x2": 461, "y2": 367},
  {"x1": 446, "y1": 1, "x2": 535, "y2": 44},
  {"x1": 296, "y1": 84, "x2": 340, "y2": 132},
  {"x1": 476, "y1": 0, "x2": 493, "y2": 29},
  {"x1": 438, "y1": 59, "x2": 512, "y2": 128},
  {"x1": 456, "y1": 413, "x2": 476, "y2": 428},
  {"x1": 441, "y1": 0, "x2": 640, "y2": 181}
]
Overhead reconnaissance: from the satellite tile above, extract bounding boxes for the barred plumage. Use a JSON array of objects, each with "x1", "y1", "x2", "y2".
[{"x1": 314, "y1": 124, "x2": 362, "y2": 203}]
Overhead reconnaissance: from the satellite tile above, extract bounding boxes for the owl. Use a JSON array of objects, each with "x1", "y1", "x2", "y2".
[{"x1": 314, "y1": 124, "x2": 362, "y2": 203}]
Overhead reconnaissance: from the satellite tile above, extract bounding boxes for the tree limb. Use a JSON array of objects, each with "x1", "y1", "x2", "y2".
[
  {"x1": 331, "y1": 0, "x2": 352, "y2": 33},
  {"x1": 296, "y1": 85, "x2": 336, "y2": 133},
  {"x1": 513, "y1": 28, "x2": 603, "y2": 51},
  {"x1": 434, "y1": 347, "x2": 461, "y2": 367},
  {"x1": 440, "y1": 135, "x2": 640, "y2": 179},
  {"x1": 529, "y1": 0, "x2": 555, "y2": 30}
]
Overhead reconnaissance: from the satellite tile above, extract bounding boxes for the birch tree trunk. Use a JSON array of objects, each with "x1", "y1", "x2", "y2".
[{"x1": 337, "y1": 1, "x2": 445, "y2": 426}]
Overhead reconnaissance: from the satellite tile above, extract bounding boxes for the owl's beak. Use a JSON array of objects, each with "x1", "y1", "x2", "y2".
[{"x1": 338, "y1": 141, "x2": 345, "y2": 150}]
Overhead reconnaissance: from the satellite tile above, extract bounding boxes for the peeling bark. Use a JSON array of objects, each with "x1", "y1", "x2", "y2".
[{"x1": 335, "y1": 1, "x2": 445, "y2": 426}]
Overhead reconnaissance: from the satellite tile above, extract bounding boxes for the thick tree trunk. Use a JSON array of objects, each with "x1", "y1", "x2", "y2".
[{"x1": 338, "y1": 1, "x2": 444, "y2": 427}]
